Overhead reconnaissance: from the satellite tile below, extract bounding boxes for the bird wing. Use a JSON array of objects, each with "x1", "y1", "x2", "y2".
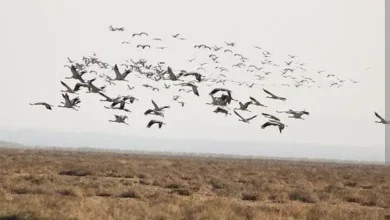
[
  {"x1": 261, "y1": 121, "x2": 275, "y2": 129},
  {"x1": 375, "y1": 112, "x2": 385, "y2": 121},
  {"x1": 246, "y1": 115, "x2": 258, "y2": 121},
  {"x1": 113, "y1": 64, "x2": 122, "y2": 79},
  {"x1": 62, "y1": 93, "x2": 71, "y2": 106},
  {"x1": 192, "y1": 86, "x2": 199, "y2": 96},
  {"x1": 167, "y1": 67, "x2": 176, "y2": 79},
  {"x1": 262, "y1": 113, "x2": 280, "y2": 121},
  {"x1": 263, "y1": 89, "x2": 276, "y2": 97},
  {"x1": 151, "y1": 100, "x2": 159, "y2": 110},
  {"x1": 121, "y1": 70, "x2": 131, "y2": 79},
  {"x1": 249, "y1": 97, "x2": 259, "y2": 104},
  {"x1": 98, "y1": 92, "x2": 111, "y2": 100},
  {"x1": 233, "y1": 110, "x2": 245, "y2": 121},
  {"x1": 244, "y1": 101, "x2": 252, "y2": 107},
  {"x1": 147, "y1": 120, "x2": 155, "y2": 128},
  {"x1": 144, "y1": 109, "x2": 152, "y2": 115},
  {"x1": 60, "y1": 81, "x2": 73, "y2": 91}
]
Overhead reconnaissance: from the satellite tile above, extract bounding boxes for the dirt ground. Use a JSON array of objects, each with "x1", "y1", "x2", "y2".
[{"x1": 0, "y1": 147, "x2": 389, "y2": 220}]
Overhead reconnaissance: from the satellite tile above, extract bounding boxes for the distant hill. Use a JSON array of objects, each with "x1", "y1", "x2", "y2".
[{"x1": 0, "y1": 140, "x2": 25, "y2": 148}]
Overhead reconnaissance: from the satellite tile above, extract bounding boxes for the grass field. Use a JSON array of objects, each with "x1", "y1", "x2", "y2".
[{"x1": 0, "y1": 147, "x2": 389, "y2": 220}]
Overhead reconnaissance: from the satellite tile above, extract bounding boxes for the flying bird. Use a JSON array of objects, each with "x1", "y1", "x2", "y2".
[
  {"x1": 233, "y1": 110, "x2": 257, "y2": 123},
  {"x1": 374, "y1": 112, "x2": 390, "y2": 125},
  {"x1": 261, "y1": 113, "x2": 280, "y2": 121},
  {"x1": 176, "y1": 83, "x2": 199, "y2": 96},
  {"x1": 213, "y1": 107, "x2": 230, "y2": 116},
  {"x1": 261, "y1": 120, "x2": 287, "y2": 133},
  {"x1": 147, "y1": 120, "x2": 166, "y2": 129},
  {"x1": 263, "y1": 89, "x2": 286, "y2": 101},
  {"x1": 29, "y1": 102, "x2": 54, "y2": 110},
  {"x1": 109, "y1": 115, "x2": 129, "y2": 125},
  {"x1": 249, "y1": 97, "x2": 267, "y2": 107}
]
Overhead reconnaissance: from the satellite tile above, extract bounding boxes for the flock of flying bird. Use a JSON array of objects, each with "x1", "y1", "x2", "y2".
[{"x1": 29, "y1": 25, "x2": 389, "y2": 133}]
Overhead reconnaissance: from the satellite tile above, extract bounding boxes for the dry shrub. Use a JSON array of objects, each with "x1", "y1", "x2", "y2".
[
  {"x1": 288, "y1": 189, "x2": 318, "y2": 203},
  {"x1": 58, "y1": 169, "x2": 92, "y2": 177}
]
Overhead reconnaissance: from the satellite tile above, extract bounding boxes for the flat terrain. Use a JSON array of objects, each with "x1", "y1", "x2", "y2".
[{"x1": 0, "y1": 148, "x2": 389, "y2": 220}]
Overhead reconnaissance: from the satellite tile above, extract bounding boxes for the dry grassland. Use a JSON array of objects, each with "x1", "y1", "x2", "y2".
[{"x1": 0, "y1": 148, "x2": 389, "y2": 220}]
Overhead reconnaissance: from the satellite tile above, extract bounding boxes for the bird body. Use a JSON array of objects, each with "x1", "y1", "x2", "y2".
[{"x1": 29, "y1": 102, "x2": 53, "y2": 110}]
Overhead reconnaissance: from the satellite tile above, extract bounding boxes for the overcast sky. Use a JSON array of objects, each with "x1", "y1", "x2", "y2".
[{"x1": 0, "y1": 0, "x2": 385, "y2": 161}]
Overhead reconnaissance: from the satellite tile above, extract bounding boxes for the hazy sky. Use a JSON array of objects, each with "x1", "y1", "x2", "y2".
[{"x1": 0, "y1": 0, "x2": 385, "y2": 160}]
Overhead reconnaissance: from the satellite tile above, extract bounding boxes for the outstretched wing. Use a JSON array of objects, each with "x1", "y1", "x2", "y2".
[
  {"x1": 233, "y1": 110, "x2": 245, "y2": 121},
  {"x1": 262, "y1": 113, "x2": 280, "y2": 121},
  {"x1": 166, "y1": 67, "x2": 176, "y2": 79},
  {"x1": 147, "y1": 120, "x2": 155, "y2": 128},
  {"x1": 151, "y1": 100, "x2": 159, "y2": 110},
  {"x1": 113, "y1": 64, "x2": 122, "y2": 79},
  {"x1": 261, "y1": 121, "x2": 274, "y2": 129},
  {"x1": 375, "y1": 112, "x2": 385, "y2": 121},
  {"x1": 263, "y1": 89, "x2": 276, "y2": 97},
  {"x1": 98, "y1": 92, "x2": 111, "y2": 100},
  {"x1": 192, "y1": 86, "x2": 199, "y2": 96},
  {"x1": 246, "y1": 115, "x2": 258, "y2": 121},
  {"x1": 60, "y1": 81, "x2": 73, "y2": 91},
  {"x1": 249, "y1": 97, "x2": 259, "y2": 104}
]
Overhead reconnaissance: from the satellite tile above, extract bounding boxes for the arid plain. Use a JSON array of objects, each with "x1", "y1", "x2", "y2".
[{"x1": 0, "y1": 147, "x2": 389, "y2": 220}]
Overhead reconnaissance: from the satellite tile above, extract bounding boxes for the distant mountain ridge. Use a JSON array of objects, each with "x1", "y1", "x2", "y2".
[{"x1": 0, "y1": 128, "x2": 384, "y2": 164}]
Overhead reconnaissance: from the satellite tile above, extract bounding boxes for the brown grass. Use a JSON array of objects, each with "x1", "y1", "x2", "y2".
[{"x1": 0, "y1": 148, "x2": 389, "y2": 220}]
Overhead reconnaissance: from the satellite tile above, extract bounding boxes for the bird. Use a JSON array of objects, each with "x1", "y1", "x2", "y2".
[
  {"x1": 176, "y1": 83, "x2": 199, "y2": 96},
  {"x1": 65, "y1": 65, "x2": 86, "y2": 83},
  {"x1": 151, "y1": 100, "x2": 170, "y2": 111},
  {"x1": 374, "y1": 112, "x2": 390, "y2": 125},
  {"x1": 225, "y1": 41, "x2": 235, "y2": 47},
  {"x1": 233, "y1": 110, "x2": 257, "y2": 123},
  {"x1": 249, "y1": 97, "x2": 267, "y2": 107},
  {"x1": 29, "y1": 102, "x2": 54, "y2": 110},
  {"x1": 263, "y1": 89, "x2": 286, "y2": 101},
  {"x1": 147, "y1": 120, "x2": 166, "y2": 129},
  {"x1": 112, "y1": 64, "x2": 131, "y2": 81},
  {"x1": 234, "y1": 101, "x2": 253, "y2": 112},
  {"x1": 60, "y1": 81, "x2": 78, "y2": 94},
  {"x1": 98, "y1": 92, "x2": 122, "y2": 103},
  {"x1": 75, "y1": 79, "x2": 106, "y2": 93},
  {"x1": 213, "y1": 107, "x2": 230, "y2": 116},
  {"x1": 109, "y1": 115, "x2": 129, "y2": 125},
  {"x1": 177, "y1": 101, "x2": 185, "y2": 107},
  {"x1": 57, "y1": 93, "x2": 80, "y2": 111},
  {"x1": 182, "y1": 72, "x2": 203, "y2": 82},
  {"x1": 144, "y1": 109, "x2": 164, "y2": 117},
  {"x1": 261, "y1": 113, "x2": 280, "y2": 121},
  {"x1": 164, "y1": 67, "x2": 184, "y2": 81},
  {"x1": 105, "y1": 100, "x2": 131, "y2": 112},
  {"x1": 277, "y1": 110, "x2": 309, "y2": 120},
  {"x1": 133, "y1": 32, "x2": 148, "y2": 37},
  {"x1": 137, "y1": 44, "x2": 151, "y2": 49},
  {"x1": 261, "y1": 120, "x2": 287, "y2": 133}
]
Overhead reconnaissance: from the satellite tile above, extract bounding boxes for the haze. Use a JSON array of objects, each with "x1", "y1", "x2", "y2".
[{"x1": 0, "y1": 0, "x2": 385, "y2": 162}]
